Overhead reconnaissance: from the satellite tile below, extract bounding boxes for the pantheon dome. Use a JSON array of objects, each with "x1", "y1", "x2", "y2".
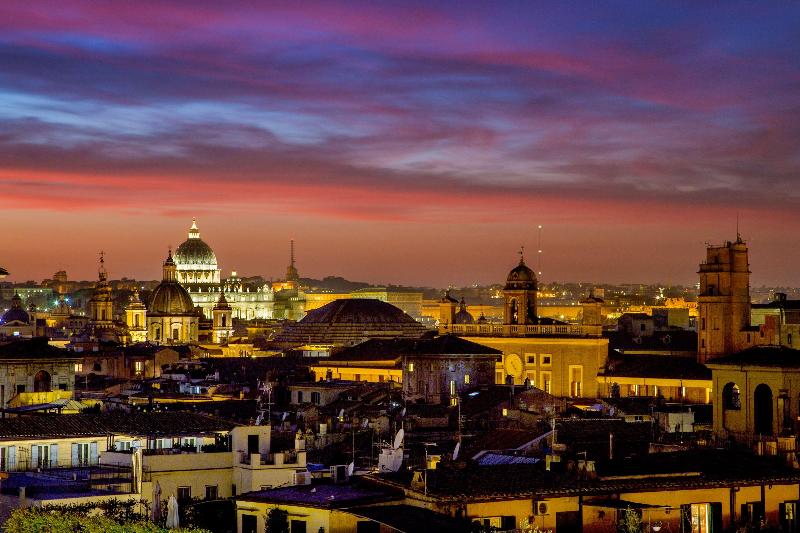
[{"x1": 272, "y1": 298, "x2": 428, "y2": 347}]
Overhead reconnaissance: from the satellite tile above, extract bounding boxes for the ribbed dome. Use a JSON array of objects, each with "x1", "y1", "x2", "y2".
[
  {"x1": 454, "y1": 298, "x2": 474, "y2": 324},
  {"x1": 174, "y1": 219, "x2": 217, "y2": 268},
  {"x1": 301, "y1": 298, "x2": 419, "y2": 325},
  {"x1": 149, "y1": 250, "x2": 195, "y2": 316},
  {"x1": 149, "y1": 283, "x2": 195, "y2": 316},
  {"x1": 505, "y1": 258, "x2": 537, "y2": 290}
]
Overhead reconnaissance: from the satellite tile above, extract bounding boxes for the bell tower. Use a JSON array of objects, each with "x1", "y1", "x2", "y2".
[
  {"x1": 125, "y1": 289, "x2": 147, "y2": 343},
  {"x1": 697, "y1": 236, "x2": 753, "y2": 363},
  {"x1": 88, "y1": 252, "x2": 114, "y2": 327},
  {"x1": 503, "y1": 249, "x2": 538, "y2": 325},
  {"x1": 212, "y1": 292, "x2": 233, "y2": 344}
]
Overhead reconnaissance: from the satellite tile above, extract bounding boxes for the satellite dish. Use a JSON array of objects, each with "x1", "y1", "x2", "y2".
[
  {"x1": 393, "y1": 429, "x2": 404, "y2": 450},
  {"x1": 347, "y1": 462, "x2": 354, "y2": 477},
  {"x1": 452, "y1": 441, "x2": 461, "y2": 461}
]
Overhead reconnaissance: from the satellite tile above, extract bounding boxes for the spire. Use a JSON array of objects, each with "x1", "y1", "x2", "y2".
[
  {"x1": 163, "y1": 248, "x2": 177, "y2": 281},
  {"x1": 188, "y1": 218, "x2": 200, "y2": 239},
  {"x1": 285, "y1": 239, "x2": 299, "y2": 282},
  {"x1": 98, "y1": 251, "x2": 108, "y2": 282},
  {"x1": 518, "y1": 245, "x2": 526, "y2": 265},
  {"x1": 290, "y1": 239, "x2": 295, "y2": 269}
]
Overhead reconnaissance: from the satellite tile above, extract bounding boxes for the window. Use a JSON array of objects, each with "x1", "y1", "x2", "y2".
[
  {"x1": 74, "y1": 363, "x2": 83, "y2": 373},
  {"x1": 134, "y1": 361, "x2": 144, "y2": 376},
  {"x1": 682, "y1": 503, "x2": 722, "y2": 533},
  {"x1": 790, "y1": 334, "x2": 794, "y2": 345},
  {"x1": 701, "y1": 318, "x2": 706, "y2": 330},
  {"x1": 296, "y1": 391, "x2": 304, "y2": 403},
  {"x1": 525, "y1": 371, "x2": 536, "y2": 387},
  {"x1": 172, "y1": 327, "x2": 180, "y2": 340},
  {"x1": 33, "y1": 444, "x2": 53, "y2": 469},
  {"x1": 541, "y1": 355, "x2": 552, "y2": 366},
  {"x1": 449, "y1": 364, "x2": 455, "y2": 372},
  {"x1": 495, "y1": 371, "x2": 504, "y2": 384},
  {"x1": 526, "y1": 354, "x2": 536, "y2": 365},
  {"x1": 449, "y1": 380, "x2": 456, "y2": 396},
  {"x1": 177, "y1": 486, "x2": 191, "y2": 503},
  {"x1": 464, "y1": 374, "x2": 470, "y2": 385},
  {"x1": 16, "y1": 384, "x2": 25, "y2": 394},
  {"x1": 311, "y1": 392, "x2": 321, "y2": 405},
  {"x1": 540, "y1": 371, "x2": 552, "y2": 394},
  {"x1": 722, "y1": 383, "x2": 741, "y2": 410},
  {"x1": 569, "y1": 366, "x2": 583, "y2": 398},
  {"x1": 241, "y1": 514, "x2": 258, "y2": 533},
  {"x1": 408, "y1": 363, "x2": 414, "y2": 372},
  {"x1": 205, "y1": 485, "x2": 218, "y2": 500},
  {"x1": 74, "y1": 443, "x2": 90, "y2": 466},
  {"x1": 640, "y1": 323, "x2": 646, "y2": 332},
  {"x1": 290, "y1": 520, "x2": 307, "y2": 533}
]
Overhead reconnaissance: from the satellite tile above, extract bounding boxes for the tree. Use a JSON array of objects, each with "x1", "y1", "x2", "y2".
[
  {"x1": 265, "y1": 507, "x2": 289, "y2": 533},
  {"x1": 5, "y1": 507, "x2": 210, "y2": 533},
  {"x1": 618, "y1": 506, "x2": 643, "y2": 533}
]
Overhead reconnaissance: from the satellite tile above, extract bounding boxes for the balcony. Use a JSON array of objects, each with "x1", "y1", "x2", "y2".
[
  {"x1": 440, "y1": 323, "x2": 602, "y2": 338},
  {"x1": 238, "y1": 450, "x2": 306, "y2": 468}
]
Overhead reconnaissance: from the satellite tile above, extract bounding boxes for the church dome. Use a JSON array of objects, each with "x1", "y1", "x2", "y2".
[
  {"x1": 505, "y1": 255, "x2": 537, "y2": 290},
  {"x1": 301, "y1": 299, "x2": 420, "y2": 325},
  {"x1": 454, "y1": 298, "x2": 474, "y2": 324},
  {"x1": 174, "y1": 219, "x2": 217, "y2": 269},
  {"x1": 148, "y1": 250, "x2": 195, "y2": 316},
  {"x1": 2, "y1": 293, "x2": 29, "y2": 324}
]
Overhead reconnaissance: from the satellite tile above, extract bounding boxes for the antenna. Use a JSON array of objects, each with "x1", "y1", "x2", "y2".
[
  {"x1": 537, "y1": 224, "x2": 543, "y2": 277},
  {"x1": 290, "y1": 239, "x2": 295, "y2": 268},
  {"x1": 736, "y1": 212, "x2": 742, "y2": 243}
]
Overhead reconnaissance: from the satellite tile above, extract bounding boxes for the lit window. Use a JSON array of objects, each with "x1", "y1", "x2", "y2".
[
  {"x1": 74, "y1": 363, "x2": 83, "y2": 373},
  {"x1": 502, "y1": 408, "x2": 508, "y2": 417},
  {"x1": 541, "y1": 355, "x2": 552, "y2": 366},
  {"x1": 464, "y1": 374, "x2": 470, "y2": 385},
  {"x1": 408, "y1": 363, "x2": 414, "y2": 372}
]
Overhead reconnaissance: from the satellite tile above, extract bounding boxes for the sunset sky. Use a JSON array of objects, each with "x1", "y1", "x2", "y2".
[{"x1": 1, "y1": 2, "x2": 799, "y2": 287}]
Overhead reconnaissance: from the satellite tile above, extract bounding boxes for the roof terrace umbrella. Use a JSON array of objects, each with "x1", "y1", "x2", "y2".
[
  {"x1": 151, "y1": 481, "x2": 162, "y2": 522},
  {"x1": 166, "y1": 494, "x2": 179, "y2": 529}
]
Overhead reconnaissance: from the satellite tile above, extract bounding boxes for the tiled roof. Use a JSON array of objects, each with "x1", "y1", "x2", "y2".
[
  {"x1": 706, "y1": 345, "x2": 800, "y2": 368},
  {"x1": 606, "y1": 331, "x2": 697, "y2": 353},
  {"x1": 0, "y1": 338, "x2": 81, "y2": 360},
  {"x1": 602, "y1": 354, "x2": 710, "y2": 380},
  {"x1": 348, "y1": 504, "x2": 470, "y2": 533},
  {"x1": 236, "y1": 481, "x2": 402, "y2": 508},
  {"x1": 0, "y1": 411, "x2": 237, "y2": 441},
  {"x1": 372, "y1": 450, "x2": 800, "y2": 501},
  {"x1": 329, "y1": 336, "x2": 502, "y2": 362}
]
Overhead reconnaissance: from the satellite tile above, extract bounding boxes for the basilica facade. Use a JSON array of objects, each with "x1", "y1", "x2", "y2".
[{"x1": 173, "y1": 220, "x2": 275, "y2": 320}]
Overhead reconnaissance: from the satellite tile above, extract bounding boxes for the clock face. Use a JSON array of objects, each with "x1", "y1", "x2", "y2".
[{"x1": 504, "y1": 353, "x2": 523, "y2": 379}]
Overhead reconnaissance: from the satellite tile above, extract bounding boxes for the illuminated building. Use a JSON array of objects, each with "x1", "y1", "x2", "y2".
[
  {"x1": 146, "y1": 249, "x2": 199, "y2": 344},
  {"x1": 124, "y1": 289, "x2": 147, "y2": 343},
  {"x1": 439, "y1": 253, "x2": 608, "y2": 398},
  {"x1": 0, "y1": 293, "x2": 34, "y2": 338},
  {"x1": 211, "y1": 292, "x2": 234, "y2": 344},
  {"x1": 173, "y1": 219, "x2": 274, "y2": 320}
]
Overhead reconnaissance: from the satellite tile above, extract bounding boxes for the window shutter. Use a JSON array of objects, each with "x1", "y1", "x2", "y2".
[
  {"x1": 50, "y1": 444, "x2": 58, "y2": 467},
  {"x1": 71, "y1": 444, "x2": 79, "y2": 467},
  {"x1": 90, "y1": 442, "x2": 98, "y2": 464},
  {"x1": 710, "y1": 503, "x2": 723, "y2": 533},
  {"x1": 31, "y1": 445, "x2": 39, "y2": 468},
  {"x1": 8, "y1": 446, "x2": 15, "y2": 470},
  {"x1": 680, "y1": 504, "x2": 691, "y2": 533}
]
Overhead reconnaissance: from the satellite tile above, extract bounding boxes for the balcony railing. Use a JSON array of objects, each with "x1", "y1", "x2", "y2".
[{"x1": 439, "y1": 323, "x2": 602, "y2": 337}]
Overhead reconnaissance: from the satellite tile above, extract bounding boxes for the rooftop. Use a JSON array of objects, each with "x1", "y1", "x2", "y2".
[
  {"x1": 329, "y1": 335, "x2": 502, "y2": 362},
  {"x1": 0, "y1": 411, "x2": 237, "y2": 441},
  {"x1": 236, "y1": 480, "x2": 402, "y2": 508},
  {"x1": 602, "y1": 354, "x2": 711, "y2": 380},
  {"x1": 0, "y1": 338, "x2": 81, "y2": 360},
  {"x1": 706, "y1": 345, "x2": 800, "y2": 368}
]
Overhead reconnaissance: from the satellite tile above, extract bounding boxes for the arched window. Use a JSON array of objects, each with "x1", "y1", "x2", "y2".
[
  {"x1": 754, "y1": 384, "x2": 774, "y2": 436},
  {"x1": 722, "y1": 382, "x2": 741, "y2": 410},
  {"x1": 134, "y1": 314, "x2": 140, "y2": 327},
  {"x1": 510, "y1": 299, "x2": 519, "y2": 324},
  {"x1": 34, "y1": 370, "x2": 51, "y2": 392},
  {"x1": 221, "y1": 315, "x2": 227, "y2": 328}
]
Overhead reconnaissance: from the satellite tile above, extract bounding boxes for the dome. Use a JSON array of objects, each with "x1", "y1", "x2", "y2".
[
  {"x1": 148, "y1": 250, "x2": 195, "y2": 316},
  {"x1": 301, "y1": 299, "x2": 421, "y2": 325},
  {"x1": 2, "y1": 293, "x2": 29, "y2": 324},
  {"x1": 174, "y1": 219, "x2": 217, "y2": 269},
  {"x1": 149, "y1": 283, "x2": 195, "y2": 316},
  {"x1": 454, "y1": 298, "x2": 474, "y2": 324},
  {"x1": 505, "y1": 256, "x2": 537, "y2": 290}
]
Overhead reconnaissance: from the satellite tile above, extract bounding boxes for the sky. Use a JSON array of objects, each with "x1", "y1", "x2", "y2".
[{"x1": 1, "y1": 1, "x2": 799, "y2": 287}]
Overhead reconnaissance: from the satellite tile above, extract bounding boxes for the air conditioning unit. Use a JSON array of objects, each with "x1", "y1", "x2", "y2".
[
  {"x1": 294, "y1": 471, "x2": 312, "y2": 486},
  {"x1": 534, "y1": 501, "x2": 549, "y2": 516},
  {"x1": 330, "y1": 465, "x2": 348, "y2": 484}
]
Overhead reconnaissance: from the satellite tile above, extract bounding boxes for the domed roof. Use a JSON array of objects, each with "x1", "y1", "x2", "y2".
[
  {"x1": 149, "y1": 250, "x2": 195, "y2": 316},
  {"x1": 454, "y1": 298, "x2": 474, "y2": 324},
  {"x1": 505, "y1": 255, "x2": 537, "y2": 290},
  {"x1": 174, "y1": 219, "x2": 217, "y2": 268},
  {"x1": 149, "y1": 283, "x2": 195, "y2": 316},
  {"x1": 301, "y1": 298, "x2": 420, "y2": 325},
  {"x1": 2, "y1": 293, "x2": 29, "y2": 324}
]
